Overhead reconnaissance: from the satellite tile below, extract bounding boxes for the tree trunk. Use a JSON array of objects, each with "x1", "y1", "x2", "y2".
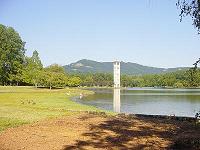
[{"x1": 35, "y1": 82, "x2": 37, "y2": 88}]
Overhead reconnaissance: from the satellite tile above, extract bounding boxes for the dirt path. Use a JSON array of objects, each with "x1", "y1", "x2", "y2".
[{"x1": 0, "y1": 113, "x2": 199, "y2": 150}]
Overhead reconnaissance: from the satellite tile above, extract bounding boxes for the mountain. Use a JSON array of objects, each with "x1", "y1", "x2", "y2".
[{"x1": 63, "y1": 59, "x2": 188, "y2": 75}]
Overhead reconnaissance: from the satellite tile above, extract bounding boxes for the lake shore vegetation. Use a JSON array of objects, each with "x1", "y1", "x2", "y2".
[{"x1": 1, "y1": 24, "x2": 200, "y2": 89}]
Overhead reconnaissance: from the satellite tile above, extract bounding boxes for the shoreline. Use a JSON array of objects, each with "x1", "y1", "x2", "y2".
[
  {"x1": 0, "y1": 85, "x2": 199, "y2": 149},
  {"x1": 72, "y1": 88, "x2": 199, "y2": 119},
  {"x1": 0, "y1": 111, "x2": 199, "y2": 150},
  {"x1": 72, "y1": 97, "x2": 197, "y2": 119},
  {"x1": 80, "y1": 86, "x2": 200, "y2": 90},
  {"x1": 71, "y1": 95, "x2": 197, "y2": 122}
]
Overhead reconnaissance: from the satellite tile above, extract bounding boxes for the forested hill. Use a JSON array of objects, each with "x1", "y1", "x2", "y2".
[{"x1": 63, "y1": 59, "x2": 188, "y2": 75}]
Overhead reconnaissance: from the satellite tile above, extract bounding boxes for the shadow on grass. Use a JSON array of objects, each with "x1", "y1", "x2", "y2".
[{"x1": 62, "y1": 114, "x2": 199, "y2": 150}]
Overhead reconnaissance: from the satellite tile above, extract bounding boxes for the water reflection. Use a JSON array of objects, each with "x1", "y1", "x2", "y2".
[
  {"x1": 78, "y1": 88, "x2": 200, "y2": 117},
  {"x1": 113, "y1": 89, "x2": 120, "y2": 113}
]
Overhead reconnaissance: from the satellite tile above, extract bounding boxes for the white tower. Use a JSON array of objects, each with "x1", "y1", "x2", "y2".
[{"x1": 113, "y1": 61, "x2": 120, "y2": 88}]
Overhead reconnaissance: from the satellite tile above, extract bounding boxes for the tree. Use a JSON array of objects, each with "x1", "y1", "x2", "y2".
[
  {"x1": 42, "y1": 64, "x2": 68, "y2": 89},
  {"x1": 45, "y1": 64, "x2": 65, "y2": 74},
  {"x1": 174, "y1": 81, "x2": 184, "y2": 88},
  {"x1": 177, "y1": 0, "x2": 200, "y2": 33},
  {"x1": 0, "y1": 24, "x2": 25, "y2": 85},
  {"x1": 185, "y1": 58, "x2": 200, "y2": 87},
  {"x1": 67, "y1": 76, "x2": 82, "y2": 87},
  {"x1": 22, "y1": 51, "x2": 43, "y2": 87},
  {"x1": 82, "y1": 75, "x2": 94, "y2": 87},
  {"x1": 31, "y1": 50, "x2": 43, "y2": 69}
]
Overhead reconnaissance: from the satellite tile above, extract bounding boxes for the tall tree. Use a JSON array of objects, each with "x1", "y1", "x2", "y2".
[
  {"x1": 31, "y1": 50, "x2": 43, "y2": 69},
  {"x1": 0, "y1": 24, "x2": 25, "y2": 85},
  {"x1": 22, "y1": 50, "x2": 43, "y2": 87}
]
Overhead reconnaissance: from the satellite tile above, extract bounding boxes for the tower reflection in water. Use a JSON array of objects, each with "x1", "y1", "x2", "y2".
[{"x1": 113, "y1": 89, "x2": 121, "y2": 113}]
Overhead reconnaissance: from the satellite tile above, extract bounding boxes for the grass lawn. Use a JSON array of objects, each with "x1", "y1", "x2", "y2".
[{"x1": 0, "y1": 86, "x2": 100, "y2": 132}]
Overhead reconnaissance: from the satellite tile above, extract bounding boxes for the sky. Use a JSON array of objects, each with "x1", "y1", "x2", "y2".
[{"x1": 0, "y1": 0, "x2": 199, "y2": 68}]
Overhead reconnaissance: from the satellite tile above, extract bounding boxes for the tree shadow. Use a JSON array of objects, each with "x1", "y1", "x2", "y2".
[{"x1": 62, "y1": 114, "x2": 198, "y2": 150}]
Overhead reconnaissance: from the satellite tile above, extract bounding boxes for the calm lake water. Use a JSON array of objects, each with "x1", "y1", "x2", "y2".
[{"x1": 74, "y1": 88, "x2": 200, "y2": 117}]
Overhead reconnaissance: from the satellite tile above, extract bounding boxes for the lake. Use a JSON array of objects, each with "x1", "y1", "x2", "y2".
[{"x1": 74, "y1": 88, "x2": 200, "y2": 117}]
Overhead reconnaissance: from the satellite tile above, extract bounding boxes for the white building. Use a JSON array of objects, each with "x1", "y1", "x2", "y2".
[{"x1": 113, "y1": 61, "x2": 120, "y2": 88}]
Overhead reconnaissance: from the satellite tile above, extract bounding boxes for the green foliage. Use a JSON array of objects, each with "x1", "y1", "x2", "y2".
[
  {"x1": 75, "y1": 73, "x2": 113, "y2": 87},
  {"x1": 0, "y1": 24, "x2": 25, "y2": 85},
  {"x1": 0, "y1": 24, "x2": 199, "y2": 89},
  {"x1": 185, "y1": 69, "x2": 200, "y2": 87},
  {"x1": 67, "y1": 76, "x2": 82, "y2": 87},
  {"x1": 82, "y1": 75, "x2": 94, "y2": 86},
  {"x1": 174, "y1": 81, "x2": 184, "y2": 88},
  {"x1": 37, "y1": 64, "x2": 68, "y2": 89},
  {"x1": 22, "y1": 51, "x2": 43, "y2": 87},
  {"x1": 177, "y1": 0, "x2": 200, "y2": 34},
  {"x1": 45, "y1": 64, "x2": 65, "y2": 74},
  {"x1": 0, "y1": 24, "x2": 84, "y2": 88},
  {"x1": 75, "y1": 69, "x2": 200, "y2": 88},
  {"x1": 32, "y1": 50, "x2": 43, "y2": 68}
]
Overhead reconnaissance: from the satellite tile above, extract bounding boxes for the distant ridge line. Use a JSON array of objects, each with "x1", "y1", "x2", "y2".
[{"x1": 63, "y1": 59, "x2": 189, "y2": 75}]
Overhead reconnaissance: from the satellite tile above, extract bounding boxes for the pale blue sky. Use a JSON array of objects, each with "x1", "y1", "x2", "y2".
[{"x1": 0, "y1": 0, "x2": 199, "y2": 68}]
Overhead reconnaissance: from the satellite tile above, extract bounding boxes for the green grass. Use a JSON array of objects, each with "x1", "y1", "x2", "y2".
[{"x1": 0, "y1": 86, "x2": 101, "y2": 132}]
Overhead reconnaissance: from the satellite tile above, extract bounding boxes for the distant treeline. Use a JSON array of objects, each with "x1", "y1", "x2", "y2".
[
  {"x1": 72, "y1": 69, "x2": 200, "y2": 88},
  {"x1": 0, "y1": 24, "x2": 199, "y2": 88}
]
